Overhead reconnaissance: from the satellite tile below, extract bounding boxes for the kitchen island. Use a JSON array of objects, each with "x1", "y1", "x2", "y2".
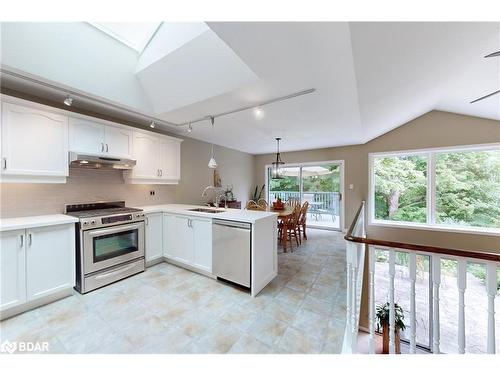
[{"x1": 139, "y1": 204, "x2": 278, "y2": 297}]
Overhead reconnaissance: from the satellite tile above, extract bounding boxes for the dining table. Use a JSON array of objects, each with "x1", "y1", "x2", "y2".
[{"x1": 265, "y1": 206, "x2": 294, "y2": 219}]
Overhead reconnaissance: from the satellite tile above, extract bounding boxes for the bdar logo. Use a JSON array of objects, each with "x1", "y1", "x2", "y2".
[{"x1": 1, "y1": 340, "x2": 17, "y2": 354}]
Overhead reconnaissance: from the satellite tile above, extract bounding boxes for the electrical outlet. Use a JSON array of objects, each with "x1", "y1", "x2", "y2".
[{"x1": 150, "y1": 190, "x2": 155, "y2": 196}]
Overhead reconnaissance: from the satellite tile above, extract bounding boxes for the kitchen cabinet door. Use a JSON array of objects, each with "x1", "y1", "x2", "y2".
[
  {"x1": 1, "y1": 102, "x2": 68, "y2": 178},
  {"x1": 145, "y1": 212, "x2": 163, "y2": 263},
  {"x1": 104, "y1": 125, "x2": 133, "y2": 158},
  {"x1": 162, "y1": 213, "x2": 176, "y2": 259},
  {"x1": 192, "y1": 218, "x2": 212, "y2": 273},
  {"x1": 159, "y1": 138, "x2": 181, "y2": 182},
  {"x1": 130, "y1": 132, "x2": 160, "y2": 179},
  {"x1": 0, "y1": 229, "x2": 26, "y2": 311},
  {"x1": 25, "y1": 224, "x2": 75, "y2": 301},
  {"x1": 172, "y1": 216, "x2": 194, "y2": 265},
  {"x1": 69, "y1": 117, "x2": 105, "y2": 155}
]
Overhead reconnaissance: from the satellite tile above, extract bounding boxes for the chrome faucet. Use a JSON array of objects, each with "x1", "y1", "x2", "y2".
[
  {"x1": 215, "y1": 192, "x2": 227, "y2": 209},
  {"x1": 202, "y1": 185, "x2": 225, "y2": 207}
]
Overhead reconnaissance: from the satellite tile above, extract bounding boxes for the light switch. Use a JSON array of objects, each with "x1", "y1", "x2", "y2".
[{"x1": 349, "y1": 184, "x2": 354, "y2": 190}]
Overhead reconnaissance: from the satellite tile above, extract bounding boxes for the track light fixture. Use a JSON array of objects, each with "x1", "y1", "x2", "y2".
[
  {"x1": 187, "y1": 123, "x2": 193, "y2": 133},
  {"x1": 150, "y1": 121, "x2": 156, "y2": 128},
  {"x1": 63, "y1": 95, "x2": 73, "y2": 106}
]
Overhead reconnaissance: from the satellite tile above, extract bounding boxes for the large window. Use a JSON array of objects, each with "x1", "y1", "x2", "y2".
[{"x1": 370, "y1": 144, "x2": 500, "y2": 233}]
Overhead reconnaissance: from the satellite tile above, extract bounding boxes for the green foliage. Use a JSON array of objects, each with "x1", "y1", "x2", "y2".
[
  {"x1": 252, "y1": 184, "x2": 265, "y2": 201},
  {"x1": 269, "y1": 165, "x2": 340, "y2": 192},
  {"x1": 374, "y1": 155, "x2": 427, "y2": 222},
  {"x1": 374, "y1": 150, "x2": 500, "y2": 228},
  {"x1": 435, "y1": 150, "x2": 500, "y2": 228},
  {"x1": 376, "y1": 302, "x2": 406, "y2": 331}
]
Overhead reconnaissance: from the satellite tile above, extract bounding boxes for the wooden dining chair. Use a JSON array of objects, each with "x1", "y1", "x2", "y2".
[
  {"x1": 298, "y1": 201, "x2": 309, "y2": 240},
  {"x1": 281, "y1": 204, "x2": 301, "y2": 252},
  {"x1": 286, "y1": 197, "x2": 301, "y2": 208}
]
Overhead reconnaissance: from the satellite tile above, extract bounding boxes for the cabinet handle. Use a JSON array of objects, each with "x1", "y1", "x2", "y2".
[
  {"x1": 145, "y1": 217, "x2": 149, "y2": 225},
  {"x1": 2, "y1": 158, "x2": 6, "y2": 170},
  {"x1": 20, "y1": 234, "x2": 24, "y2": 248},
  {"x1": 160, "y1": 169, "x2": 163, "y2": 177},
  {"x1": 106, "y1": 144, "x2": 109, "y2": 153},
  {"x1": 101, "y1": 143, "x2": 105, "y2": 152},
  {"x1": 28, "y1": 233, "x2": 33, "y2": 247}
]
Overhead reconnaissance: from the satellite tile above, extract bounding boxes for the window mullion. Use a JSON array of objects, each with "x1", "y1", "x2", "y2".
[{"x1": 428, "y1": 152, "x2": 436, "y2": 225}]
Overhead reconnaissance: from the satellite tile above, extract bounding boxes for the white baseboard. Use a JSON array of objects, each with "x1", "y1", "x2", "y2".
[{"x1": 0, "y1": 287, "x2": 74, "y2": 321}]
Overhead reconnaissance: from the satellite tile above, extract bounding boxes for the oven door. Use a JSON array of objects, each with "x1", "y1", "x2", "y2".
[{"x1": 83, "y1": 221, "x2": 145, "y2": 274}]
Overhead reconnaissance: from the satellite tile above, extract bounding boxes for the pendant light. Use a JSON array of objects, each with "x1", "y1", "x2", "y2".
[
  {"x1": 208, "y1": 116, "x2": 218, "y2": 169},
  {"x1": 271, "y1": 137, "x2": 285, "y2": 179}
]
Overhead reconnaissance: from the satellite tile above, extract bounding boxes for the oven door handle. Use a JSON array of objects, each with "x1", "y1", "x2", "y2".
[
  {"x1": 95, "y1": 263, "x2": 137, "y2": 280},
  {"x1": 84, "y1": 222, "x2": 144, "y2": 237}
]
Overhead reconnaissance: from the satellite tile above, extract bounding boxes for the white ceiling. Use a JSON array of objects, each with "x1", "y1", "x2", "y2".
[{"x1": 1, "y1": 22, "x2": 499, "y2": 154}]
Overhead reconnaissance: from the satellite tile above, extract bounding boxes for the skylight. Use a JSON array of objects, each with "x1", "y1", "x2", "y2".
[{"x1": 89, "y1": 22, "x2": 162, "y2": 53}]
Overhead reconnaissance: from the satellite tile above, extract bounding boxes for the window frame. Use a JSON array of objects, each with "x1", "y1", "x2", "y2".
[{"x1": 368, "y1": 143, "x2": 500, "y2": 236}]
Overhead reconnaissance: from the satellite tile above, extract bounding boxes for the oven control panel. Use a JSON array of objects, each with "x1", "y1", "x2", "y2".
[{"x1": 81, "y1": 213, "x2": 145, "y2": 228}]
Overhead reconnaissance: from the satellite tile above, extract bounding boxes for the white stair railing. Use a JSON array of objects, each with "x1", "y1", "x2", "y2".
[
  {"x1": 344, "y1": 202, "x2": 500, "y2": 354},
  {"x1": 342, "y1": 202, "x2": 366, "y2": 353}
]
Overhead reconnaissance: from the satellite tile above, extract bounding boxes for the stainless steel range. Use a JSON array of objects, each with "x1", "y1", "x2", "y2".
[{"x1": 65, "y1": 201, "x2": 145, "y2": 294}]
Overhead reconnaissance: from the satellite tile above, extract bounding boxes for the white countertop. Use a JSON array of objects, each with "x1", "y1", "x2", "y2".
[
  {"x1": 0, "y1": 214, "x2": 78, "y2": 232},
  {"x1": 138, "y1": 204, "x2": 278, "y2": 223}
]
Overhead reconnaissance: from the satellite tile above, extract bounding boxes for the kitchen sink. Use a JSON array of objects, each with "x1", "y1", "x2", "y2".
[{"x1": 187, "y1": 208, "x2": 226, "y2": 214}]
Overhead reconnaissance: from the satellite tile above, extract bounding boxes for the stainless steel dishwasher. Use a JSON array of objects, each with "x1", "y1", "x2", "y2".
[{"x1": 212, "y1": 219, "x2": 251, "y2": 288}]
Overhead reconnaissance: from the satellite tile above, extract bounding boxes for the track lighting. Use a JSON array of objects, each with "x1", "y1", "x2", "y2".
[
  {"x1": 208, "y1": 117, "x2": 218, "y2": 169},
  {"x1": 254, "y1": 107, "x2": 264, "y2": 120},
  {"x1": 187, "y1": 123, "x2": 193, "y2": 133},
  {"x1": 64, "y1": 95, "x2": 73, "y2": 106},
  {"x1": 150, "y1": 121, "x2": 156, "y2": 128}
]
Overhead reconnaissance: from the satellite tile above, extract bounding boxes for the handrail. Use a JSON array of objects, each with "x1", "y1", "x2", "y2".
[{"x1": 344, "y1": 202, "x2": 500, "y2": 263}]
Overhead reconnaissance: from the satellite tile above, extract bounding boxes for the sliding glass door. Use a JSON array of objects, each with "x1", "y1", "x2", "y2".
[{"x1": 267, "y1": 161, "x2": 343, "y2": 230}]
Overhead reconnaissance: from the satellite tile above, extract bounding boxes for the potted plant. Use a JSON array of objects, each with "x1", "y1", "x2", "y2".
[{"x1": 375, "y1": 302, "x2": 406, "y2": 354}]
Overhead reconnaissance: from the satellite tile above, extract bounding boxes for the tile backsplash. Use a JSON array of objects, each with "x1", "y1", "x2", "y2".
[{"x1": 0, "y1": 168, "x2": 177, "y2": 218}]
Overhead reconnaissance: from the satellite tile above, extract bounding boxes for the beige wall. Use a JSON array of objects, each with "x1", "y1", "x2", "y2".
[
  {"x1": 255, "y1": 110, "x2": 500, "y2": 253},
  {"x1": 0, "y1": 91, "x2": 255, "y2": 217}
]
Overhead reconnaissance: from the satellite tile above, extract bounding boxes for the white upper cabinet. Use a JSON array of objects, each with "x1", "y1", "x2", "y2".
[
  {"x1": 68, "y1": 117, "x2": 105, "y2": 155},
  {"x1": 125, "y1": 130, "x2": 182, "y2": 184},
  {"x1": 129, "y1": 132, "x2": 160, "y2": 179},
  {"x1": 1, "y1": 101, "x2": 68, "y2": 183},
  {"x1": 160, "y1": 137, "x2": 181, "y2": 181},
  {"x1": 69, "y1": 117, "x2": 132, "y2": 159},
  {"x1": 104, "y1": 125, "x2": 132, "y2": 158}
]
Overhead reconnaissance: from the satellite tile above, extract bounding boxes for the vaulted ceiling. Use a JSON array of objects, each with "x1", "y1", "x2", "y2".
[{"x1": 1, "y1": 22, "x2": 499, "y2": 154}]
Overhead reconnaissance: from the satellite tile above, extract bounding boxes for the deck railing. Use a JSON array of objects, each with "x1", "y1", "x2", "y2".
[
  {"x1": 269, "y1": 191, "x2": 340, "y2": 213},
  {"x1": 343, "y1": 201, "x2": 500, "y2": 354}
]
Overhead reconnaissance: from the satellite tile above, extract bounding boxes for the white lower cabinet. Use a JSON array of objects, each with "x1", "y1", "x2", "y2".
[
  {"x1": 0, "y1": 224, "x2": 75, "y2": 314},
  {"x1": 145, "y1": 212, "x2": 163, "y2": 263},
  {"x1": 0, "y1": 229, "x2": 26, "y2": 310},
  {"x1": 162, "y1": 214, "x2": 212, "y2": 273},
  {"x1": 192, "y1": 218, "x2": 212, "y2": 273},
  {"x1": 25, "y1": 225, "x2": 75, "y2": 300}
]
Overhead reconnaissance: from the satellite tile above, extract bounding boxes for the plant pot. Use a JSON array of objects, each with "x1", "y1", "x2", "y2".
[{"x1": 382, "y1": 323, "x2": 401, "y2": 354}]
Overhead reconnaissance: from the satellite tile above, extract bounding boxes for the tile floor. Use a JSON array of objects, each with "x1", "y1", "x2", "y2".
[{"x1": 0, "y1": 229, "x2": 347, "y2": 354}]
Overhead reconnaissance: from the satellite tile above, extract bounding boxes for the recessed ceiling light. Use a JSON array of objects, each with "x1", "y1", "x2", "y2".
[
  {"x1": 150, "y1": 121, "x2": 156, "y2": 128},
  {"x1": 64, "y1": 96, "x2": 73, "y2": 106},
  {"x1": 80, "y1": 160, "x2": 89, "y2": 164},
  {"x1": 254, "y1": 107, "x2": 264, "y2": 120}
]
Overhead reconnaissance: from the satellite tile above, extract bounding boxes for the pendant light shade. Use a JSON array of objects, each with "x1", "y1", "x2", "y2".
[
  {"x1": 271, "y1": 137, "x2": 285, "y2": 179},
  {"x1": 208, "y1": 116, "x2": 218, "y2": 169}
]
